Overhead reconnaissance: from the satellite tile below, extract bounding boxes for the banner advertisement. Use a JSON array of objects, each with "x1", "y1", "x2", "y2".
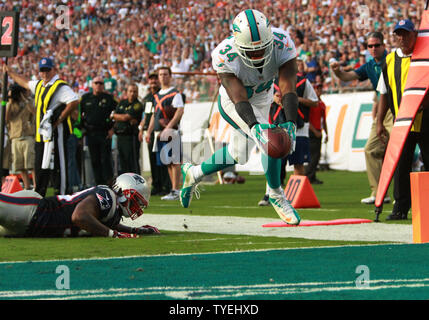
[{"x1": 141, "y1": 91, "x2": 375, "y2": 173}]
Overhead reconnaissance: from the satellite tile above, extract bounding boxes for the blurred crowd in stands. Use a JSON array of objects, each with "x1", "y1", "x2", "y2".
[{"x1": 2, "y1": 0, "x2": 425, "y2": 99}]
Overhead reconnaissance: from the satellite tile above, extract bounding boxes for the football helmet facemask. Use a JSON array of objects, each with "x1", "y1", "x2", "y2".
[
  {"x1": 113, "y1": 173, "x2": 150, "y2": 220},
  {"x1": 232, "y1": 9, "x2": 274, "y2": 69}
]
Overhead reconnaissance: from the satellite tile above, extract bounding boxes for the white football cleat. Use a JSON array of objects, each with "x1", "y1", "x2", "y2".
[
  {"x1": 180, "y1": 163, "x2": 200, "y2": 208},
  {"x1": 360, "y1": 196, "x2": 376, "y2": 204},
  {"x1": 161, "y1": 190, "x2": 180, "y2": 201},
  {"x1": 269, "y1": 191, "x2": 300, "y2": 225},
  {"x1": 258, "y1": 194, "x2": 270, "y2": 206},
  {"x1": 361, "y1": 195, "x2": 391, "y2": 204}
]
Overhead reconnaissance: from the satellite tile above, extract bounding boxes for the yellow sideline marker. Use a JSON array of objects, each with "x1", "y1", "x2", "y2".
[{"x1": 411, "y1": 172, "x2": 429, "y2": 243}]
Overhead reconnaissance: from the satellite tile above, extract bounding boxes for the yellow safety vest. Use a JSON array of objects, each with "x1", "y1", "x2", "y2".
[
  {"x1": 384, "y1": 50, "x2": 423, "y2": 132},
  {"x1": 34, "y1": 79, "x2": 73, "y2": 142}
]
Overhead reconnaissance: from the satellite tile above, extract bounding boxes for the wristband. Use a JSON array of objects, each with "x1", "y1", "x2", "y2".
[
  {"x1": 281, "y1": 92, "x2": 298, "y2": 124},
  {"x1": 108, "y1": 229, "x2": 115, "y2": 238}
]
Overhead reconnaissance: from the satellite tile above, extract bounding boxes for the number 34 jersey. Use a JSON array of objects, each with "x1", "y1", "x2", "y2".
[{"x1": 211, "y1": 27, "x2": 297, "y2": 107}]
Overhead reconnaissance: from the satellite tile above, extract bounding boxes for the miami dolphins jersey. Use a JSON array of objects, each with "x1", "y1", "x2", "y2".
[
  {"x1": 212, "y1": 27, "x2": 296, "y2": 107},
  {"x1": 25, "y1": 186, "x2": 121, "y2": 237}
]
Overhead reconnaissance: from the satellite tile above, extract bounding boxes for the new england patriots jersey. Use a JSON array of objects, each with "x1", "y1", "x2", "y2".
[
  {"x1": 211, "y1": 27, "x2": 296, "y2": 107},
  {"x1": 25, "y1": 186, "x2": 120, "y2": 237}
]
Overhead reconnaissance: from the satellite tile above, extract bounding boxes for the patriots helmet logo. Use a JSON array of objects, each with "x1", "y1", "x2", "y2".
[{"x1": 133, "y1": 174, "x2": 145, "y2": 185}]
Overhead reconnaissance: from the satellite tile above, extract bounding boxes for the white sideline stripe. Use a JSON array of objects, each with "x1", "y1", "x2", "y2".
[
  {"x1": 174, "y1": 237, "x2": 251, "y2": 242},
  {"x1": 154, "y1": 204, "x2": 340, "y2": 211},
  {"x1": 130, "y1": 214, "x2": 411, "y2": 243},
  {"x1": 3, "y1": 278, "x2": 429, "y2": 299},
  {"x1": 418, "y1": 32, "x2": 429, "y2": 37},
  {"x1": 0, "y1": 243, "x2": 408, "y2": 265}
]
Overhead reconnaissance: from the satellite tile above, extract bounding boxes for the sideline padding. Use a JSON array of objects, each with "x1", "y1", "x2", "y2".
[
  {"x1": 375, "y1": 10, "x2": 429, "y2": 208},
  {"x1": 263, "y1": 218, "x2": 373, "y2": 228},
  {"x1": 411, "y1": 172, "x2": 429, "y2": 243},
  {"x1": 1, "y1": 175, "x2": 23, "y2": 194}
]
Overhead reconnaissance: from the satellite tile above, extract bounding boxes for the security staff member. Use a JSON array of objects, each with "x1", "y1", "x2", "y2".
[
  {"x1": 111, "y1": 83, "x2": 143, "y2": 174},
  {"x1": 3, "y1": 58, "x2": 79, "y2": 196},
  {"x1": 138, "y1": 72, "x2": 171, "y2": 195},
  {"x1": 81, "y1": 76, "x2": 117, "y2": 186},
  {"x1": 377, "y1": 19, "x2": 429, "y2": 220},
  {"x1": 145, "y1": 66, "x2": 185, "y2": 201}
]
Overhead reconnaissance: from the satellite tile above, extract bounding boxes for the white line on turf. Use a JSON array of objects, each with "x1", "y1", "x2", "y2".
[
  {"x1": 126, "y1": 214, "x2": 412, "y2": 243},
  {"x1": 0, "y1": 242, "x2": 408, "y2": 265},
  {"x1": 149, "y1": 205, "x2": 340, "y2": 211},
  {"x1": 3, "y1": 278, "x2": 429, "y2": 299}
]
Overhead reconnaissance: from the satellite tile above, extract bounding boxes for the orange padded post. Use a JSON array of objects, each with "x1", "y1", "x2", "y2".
[
  {"x1": 284, "y1": 175, "x2": 320, "y2": 208},
  {"x1": 411, "y1": 172, "x2": 429, "y2": 243}
]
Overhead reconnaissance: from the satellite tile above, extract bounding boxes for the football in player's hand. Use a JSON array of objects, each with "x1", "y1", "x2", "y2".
[{"x1": 264, "y1": 127, "x2": 291, "y2": 159}]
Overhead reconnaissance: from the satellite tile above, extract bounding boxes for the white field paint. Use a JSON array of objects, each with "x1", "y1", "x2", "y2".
[
  {"x1": 125, "y1": 214, "x2": 412, "y2": 243},
  {"x1": 2, "y1": 278, "x2": 429, "y2": 300}
]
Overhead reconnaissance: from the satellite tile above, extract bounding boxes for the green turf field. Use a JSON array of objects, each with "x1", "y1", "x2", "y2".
[
  {"x1": 0, "y1": 170, "x2": 402, "y2": 261},
  {"x1": 147, "y1": 170, "x2": 398, "y2": 222},
  {"x1": 1, "y1": 170, "x2": 424, "y2": 300}
]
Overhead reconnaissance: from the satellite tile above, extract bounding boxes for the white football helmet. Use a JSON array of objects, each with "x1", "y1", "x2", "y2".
[
  {"x1": 232, "y1": 9, "x2": 274, "y2": 68},
  {"x1": 113, "y1": 173, "x2": 150, "y2": 220}
]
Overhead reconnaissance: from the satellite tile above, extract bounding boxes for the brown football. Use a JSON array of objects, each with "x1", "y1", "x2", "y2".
[{"x1": 264, "y1": 127, "x2": 291, "y2": 159}]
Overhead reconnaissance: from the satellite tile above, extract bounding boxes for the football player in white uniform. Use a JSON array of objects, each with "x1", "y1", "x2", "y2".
[{"x1": 180, "y1": 9, "x2": 301, "y2": 225}]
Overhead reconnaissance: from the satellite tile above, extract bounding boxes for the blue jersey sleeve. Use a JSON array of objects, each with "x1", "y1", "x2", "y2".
[{"x1": 354, "y1": 63, "x2": 369, "y2": 81}]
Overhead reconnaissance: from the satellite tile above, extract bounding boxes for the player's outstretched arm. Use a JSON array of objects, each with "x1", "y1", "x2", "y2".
[
  {"x1": 71, "y1": 195, "x2": 112, "y2": 237},
  {"x1": 219, "y1": 73, "x2": 248, "y2": 104},
  {"x1": 115, "y1": 223, "x2": 160, "y2": 235},
  {"x1": 219, "y1": 73, "x2": 259, "y2": 128},
  {"x1": 278, "y1": 58, "x2": 298, "y2": 124},
  {"x1": 71, "y1": 195, "x2": 139, "y2": 238},
  {"x1": 277, "y1": 58, "x2": 299, "y2": 154}
]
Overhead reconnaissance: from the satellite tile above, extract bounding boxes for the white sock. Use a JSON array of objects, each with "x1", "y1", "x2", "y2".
[
  {"x1": 191, "y1": 165, "x2": 204, "y2": 182},
  {"x1": 269, "y1": 187, "x2": 284, "y2": 197}
]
